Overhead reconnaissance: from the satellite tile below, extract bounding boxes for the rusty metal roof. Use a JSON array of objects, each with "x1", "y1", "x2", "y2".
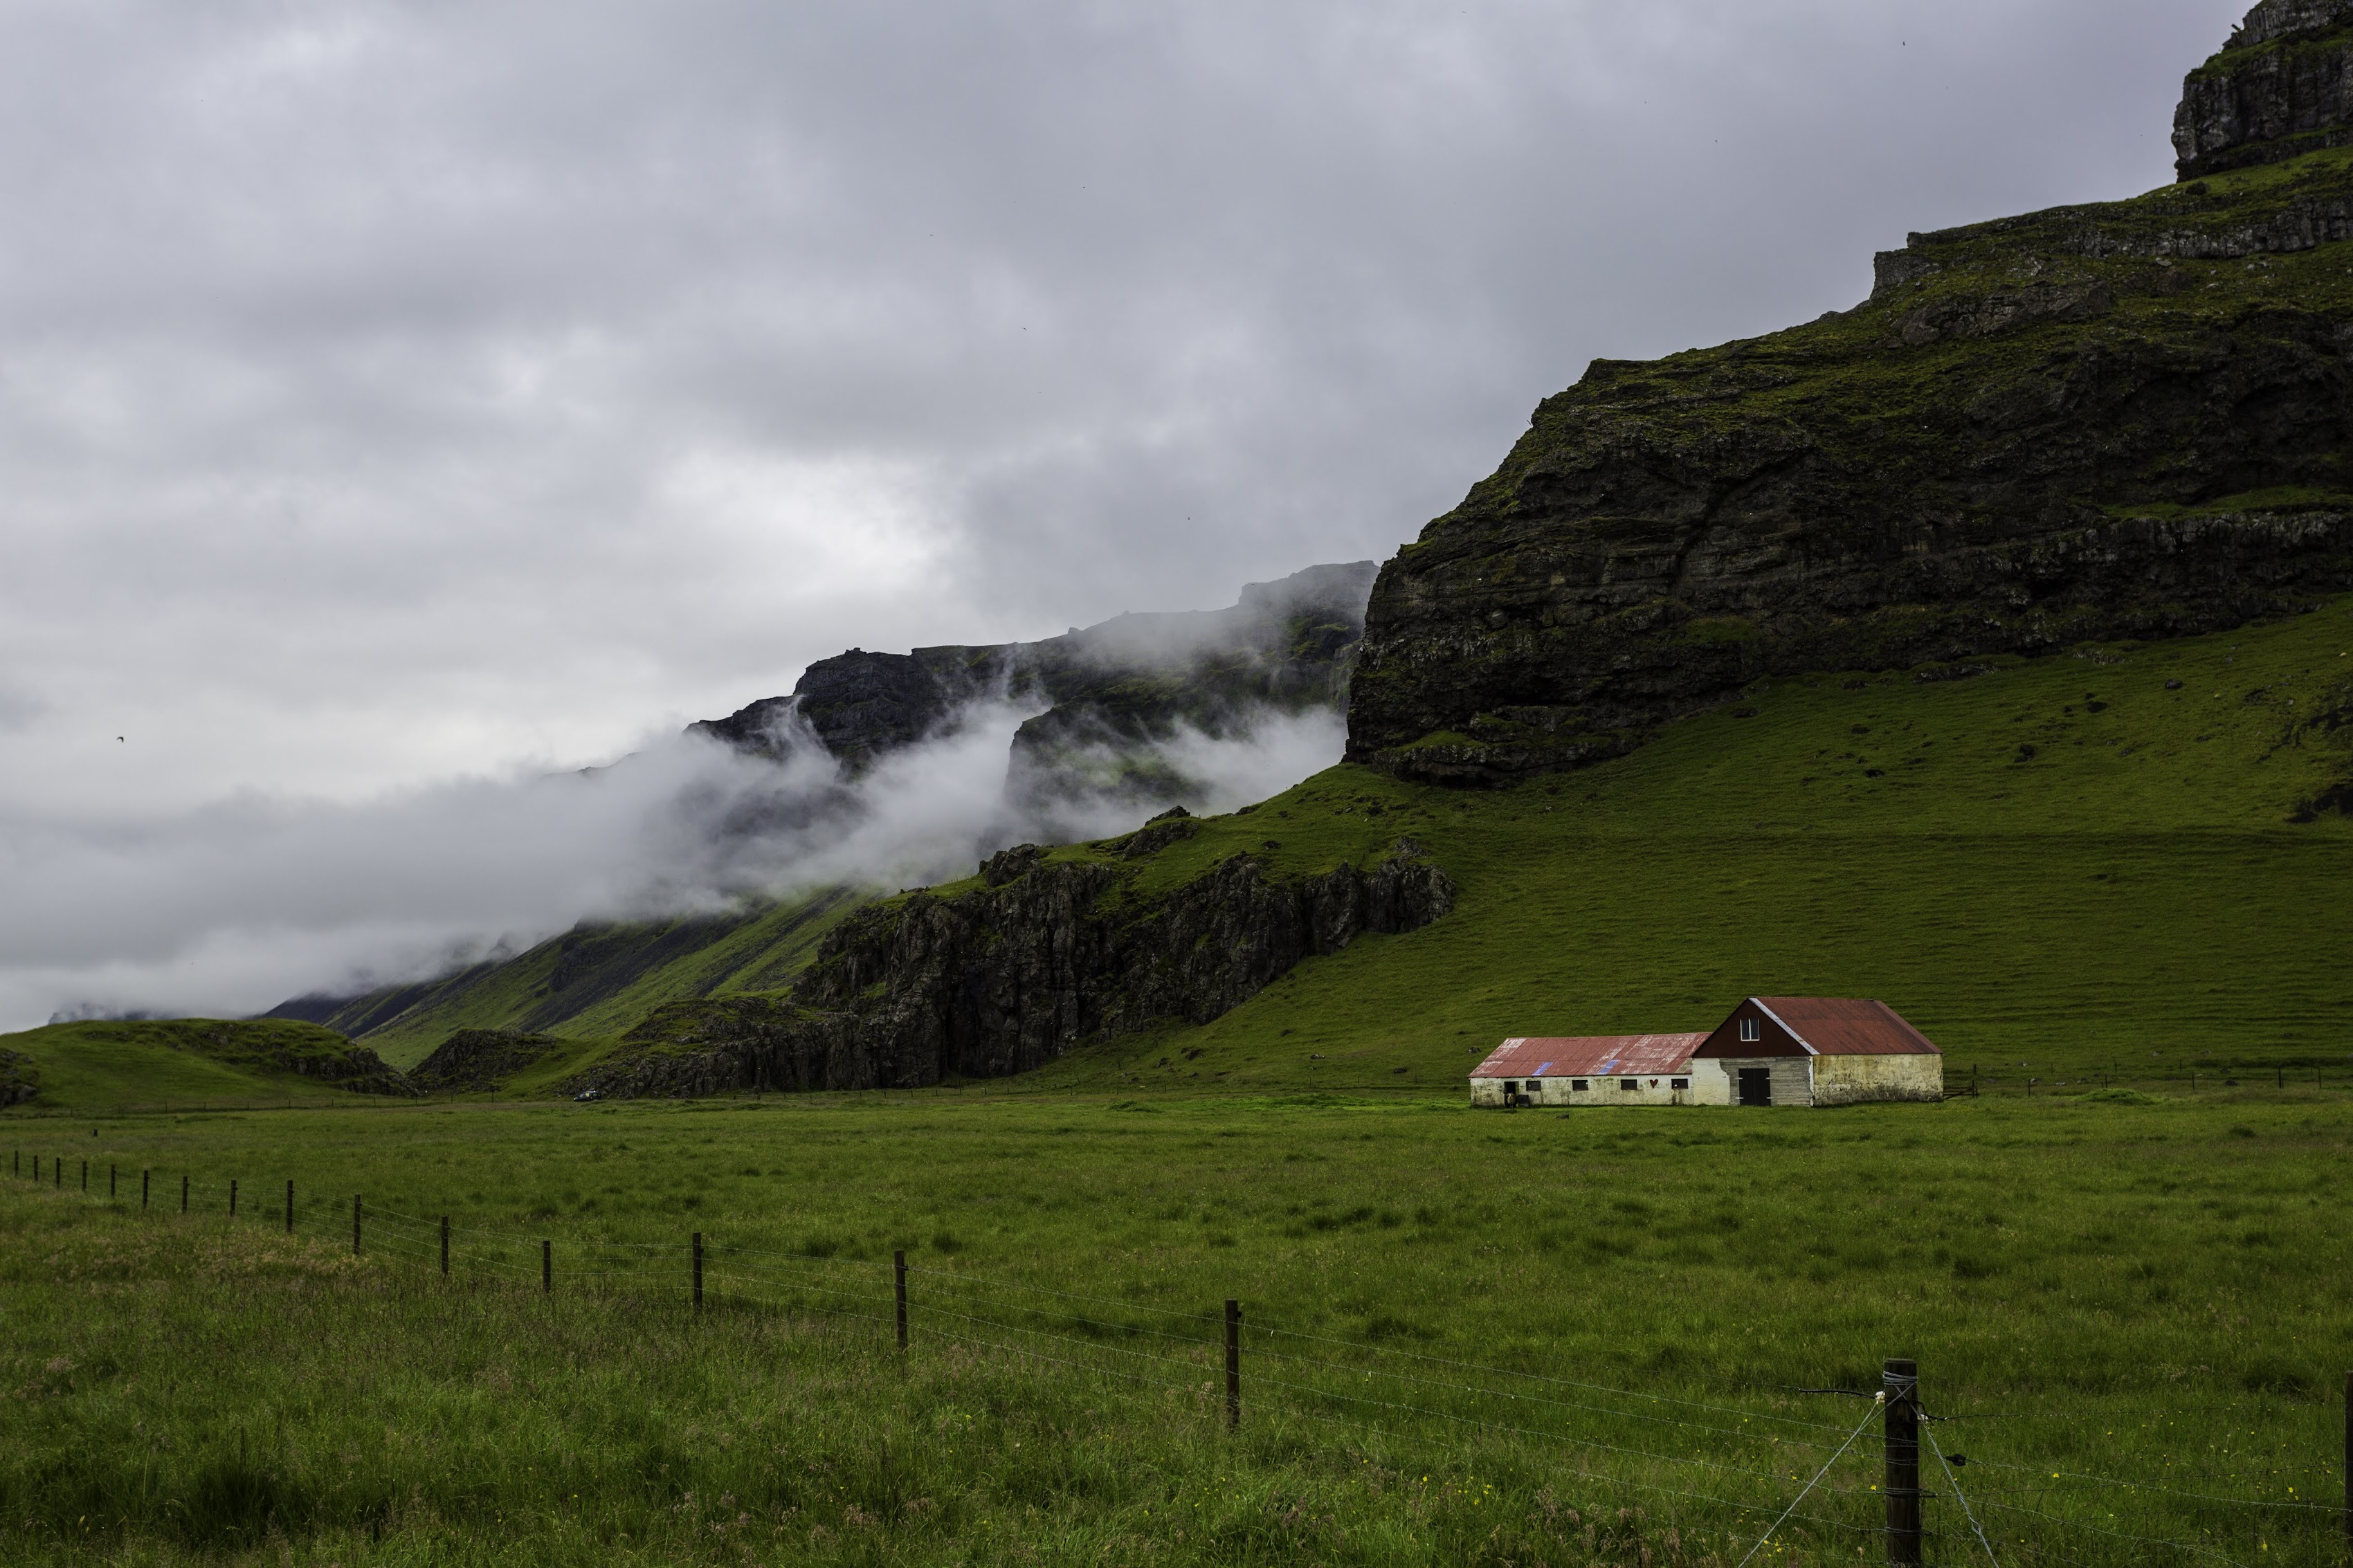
[
  {"x1": 1752, "y1": 997, "x2": 1941, "y2": 1056},
  {"x1": 1471, "y1": 1034, "x2": 1709, "y2": 1079}
]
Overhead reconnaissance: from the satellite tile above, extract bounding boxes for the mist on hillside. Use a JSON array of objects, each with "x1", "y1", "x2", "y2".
[{"x1": 0, "y1": 698, "x2": 1343, "y2": 1033}]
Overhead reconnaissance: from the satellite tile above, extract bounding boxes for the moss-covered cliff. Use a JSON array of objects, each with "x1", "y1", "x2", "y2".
[{"x1": 1347, "y1": 6, "x2": 2353, "y2": 785}]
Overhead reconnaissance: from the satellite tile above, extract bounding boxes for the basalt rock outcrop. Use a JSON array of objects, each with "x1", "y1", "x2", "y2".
[
  {"x1": 2177, "y1": 0, "x2": 2353, "y2": 179},
  {"x1": 410, "y1": 1028, "x2": 572, "y2": 1094},
  {"x1": 1347, "y1": 2, "x2": 2353, "y2": 785},
  {"x1": 568, "y1": 835, "x2": 1454, "y2": 1096}
]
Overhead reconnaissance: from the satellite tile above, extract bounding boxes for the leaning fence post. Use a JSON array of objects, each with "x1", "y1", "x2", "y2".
[
  {"x1": 440, "y1": 1216, "x2": 450, "y2": 1276},
  {"x1": 1884, "y1": 1358, "x2": 1921, "y2": 1565},
  {"x1": 543, "y1": 1239, "x2": 552, "y2": 1293},
  {"x1": 352, "y1": 1196, "x2": 361, "y2": 1255},
  {"x1": 284, "y1": 1180, "x2": 293, "y2": 1234},
  {"x1": 1225, "y1": 1300, "x2": 1242, "y2": 1430},
  {"x1": 691, "y1": 1232, "x2": 703, "y2": 1311},
  {"x1": 895, "y1": 1250, "x2": 909, "y2": 1351}
]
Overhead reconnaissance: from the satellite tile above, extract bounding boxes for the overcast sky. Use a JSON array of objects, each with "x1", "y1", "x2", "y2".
[{"x1": 0, "y1": 0, "x2": 2246, "y2": 1023}]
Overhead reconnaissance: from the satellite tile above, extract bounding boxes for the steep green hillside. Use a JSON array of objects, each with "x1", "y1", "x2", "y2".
[
  {"x1": 1024, "y1": 594, "x2": 2353, "y2": 1091},
  {"x1": 0, "y1": 1019, "x2": 411, "y2": 1114},
  {"x1": 293, "y1": 886, "x2": 864, "y2": 1068}
]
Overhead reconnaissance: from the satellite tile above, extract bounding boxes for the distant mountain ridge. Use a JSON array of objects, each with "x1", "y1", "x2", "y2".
[
  {"x1": 694, "y1": 560, "x2": 1377, "y2": 822},
  {"x1": 267, "y1": 563, "x2": 1379, "y2": 1058}
]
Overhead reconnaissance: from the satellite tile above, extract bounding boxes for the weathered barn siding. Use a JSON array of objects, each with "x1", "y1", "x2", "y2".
[
  {"x1": 1813, "y1": 1051, "x2": 1942, "y2": 1104},
  {"x1": 1711, "y1": 1055, "x2": 1817, "y2": 1108}
]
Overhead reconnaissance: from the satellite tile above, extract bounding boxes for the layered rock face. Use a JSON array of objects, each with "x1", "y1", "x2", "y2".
[
  {"x1": 1347, "y1": 6, "x2": 2353, "y2": 785},
  {"x1": 692, "y1": 561, "x2": 1377, "y2": 817},
  {"x1": 2177, "y1": 0, "x2": 2353, "y2": 179},
  {"x1": 566, "y1": 833, "x2": 1454, "y2": 1096}
]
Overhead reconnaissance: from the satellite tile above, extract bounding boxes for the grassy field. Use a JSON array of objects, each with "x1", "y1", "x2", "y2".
[{"x1": 3, "y1": 1088, "x2": 2350, "y2": 1565}]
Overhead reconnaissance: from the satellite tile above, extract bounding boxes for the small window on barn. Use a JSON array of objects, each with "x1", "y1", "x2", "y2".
[
  {"x1": 1671, "y1": 1077, "x2": 1689, "y2": 1090},
  {"x1": 1619, "y1": 1079, "x2": 1638, "y2": 1091},
  {"x1": 1739, "y1": 1017, "x2": 1761, "y2": 1043},
  {"x1": 1571, "y1": 1079, "x2": 1588, "y2": 1092}
]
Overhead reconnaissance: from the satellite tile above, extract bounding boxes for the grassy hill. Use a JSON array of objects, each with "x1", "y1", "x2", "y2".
[
  {"x1": 285, "y1": 885, "x2": 866, "y2": 1069},
  {"x1": 21, "y1": 596, "x2": 2348, "y2": 1113},
  {"x1": 1016, "y1": 592, "x2": 2353, "y2": 1093},
  {"x1": 0, "y1": 1019, "x2": 412, "y2": 1114}
]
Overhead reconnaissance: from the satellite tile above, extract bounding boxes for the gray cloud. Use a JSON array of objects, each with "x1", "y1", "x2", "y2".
[{"x1": 0, "y1": 0, "x2": 2244, "y2": 1020}]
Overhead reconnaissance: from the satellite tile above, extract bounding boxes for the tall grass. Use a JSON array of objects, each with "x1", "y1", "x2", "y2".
[{"x1": 6, "y1": 1091, "x2": 2349, "y2": 1563}]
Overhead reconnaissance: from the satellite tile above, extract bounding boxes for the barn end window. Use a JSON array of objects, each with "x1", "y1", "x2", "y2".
[
  {"x1": 1619, "y1": 1079, "x2": 1638, "y2": 1091},
  {"x1": 1671, "y1": 1077, "x2": 1689, "y2": 1091},
  {"x1": 1571, "y1": 1079, "x2": 1589, "y2": 1092},
  {"x1": 1739, "y1": 1017, "x2": 1761, "y2": 1043}
]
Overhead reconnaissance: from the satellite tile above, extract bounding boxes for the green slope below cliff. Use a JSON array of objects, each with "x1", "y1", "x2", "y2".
[
  {"x1": 292, "y1": 886, "x2": 866, "y2": 1070},
  {"x1": 1028, "y1": 594, "x2": 2353, "y2": 1092}
]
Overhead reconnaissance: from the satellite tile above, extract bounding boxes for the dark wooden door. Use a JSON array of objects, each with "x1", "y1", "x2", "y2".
[{"x1": 1738, "y1": 1068, "x2": 1772, "y2": 1107}]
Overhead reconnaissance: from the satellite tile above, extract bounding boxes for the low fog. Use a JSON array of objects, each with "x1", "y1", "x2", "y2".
[{"x1": 1, "y1": 702, "x2": 1345, "y2": 1030}]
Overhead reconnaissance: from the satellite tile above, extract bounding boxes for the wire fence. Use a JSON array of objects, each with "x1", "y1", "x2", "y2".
[{"x1": 8, "y1": 1146, "x2": 2345, "y2": 1565}]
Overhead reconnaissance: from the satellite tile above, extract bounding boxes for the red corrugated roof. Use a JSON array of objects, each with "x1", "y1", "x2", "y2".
[
  {"x1": 1752, "y1": 998, "x2": 1940, "y2": 1056},
  {"x1": 1472, "y1": 1034, "x2": 1709, "y2": 1079}
]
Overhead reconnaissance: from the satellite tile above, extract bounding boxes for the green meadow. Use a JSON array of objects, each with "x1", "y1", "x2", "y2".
[
  {"x1": 5, "y1": 1090, "x2": 2351, "y2": 1565},
  {"x1": 5, "y1": 601, "x2": 2353, "y2": 1562}
]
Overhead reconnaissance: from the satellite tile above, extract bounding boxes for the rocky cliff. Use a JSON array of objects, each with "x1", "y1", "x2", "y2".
[
  {"x1": 1347, "y1": 3, "x2": 2353, "y2": 785},
  {"x1": 2177, "y1": 0, "x2": 2353, "y2": 179},
  {"x1": 694, "y1": 561, "x2": 1378, "y2": 817},
  {"x1": 565, "y1": 826, "x2": 1454, "y2": 1096}
]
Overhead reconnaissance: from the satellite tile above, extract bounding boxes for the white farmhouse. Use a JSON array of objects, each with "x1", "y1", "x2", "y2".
[{"x1": 1469, "y1": 1034, "x2": 1714, "y2": 1108}]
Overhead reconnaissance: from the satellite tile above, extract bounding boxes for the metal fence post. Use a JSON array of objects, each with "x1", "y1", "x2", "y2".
[
  {"x1": 1884, "y1": 1358, "x2": 1921, "y2": 1565},
  {"x1": 1225, "y1": 1300, "x2": 1242, "y2": 1430}
]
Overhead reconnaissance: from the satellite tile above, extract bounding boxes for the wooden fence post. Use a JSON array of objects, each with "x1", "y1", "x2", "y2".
[
  {"x1": 441, "y1": 1216, "x2": 450, "y2": 1276},
  {"x1": 896, "y1": 1250, "x2": 909, "y2": 1351},
  {"x1": 142, "y1": 1169, "x2": 149, "y2": 1210},
  {"x1": 352, "y1": 1196, "x2": 361, "y2": 1255},
  {"x1": 1884, "y1": 1358, "x2": 1921, "y2": 1565},
  {"x1": 691, "y1": 1232, "x2": 703, "y2": 1311},
  {"x1": 181, "y1": 1174, "x2": 188, "y2": 1213},
  {"x1": 109, "y1": 1165, "x2": 116, "y2": 1199},
  {"x1": 81, "y1": 1159, "x2": 87, "y2": 1192},
  {"x1": 1225, "y1": 1300, "x2": 1242, "y2": 1431},
  {"x1": 52, "y1": 1154, "x2": 59, "y2": 1188},
  {"x1": 543, "y1": 1239, "x2": 552, "y2": 1293},
  {"x1": 229, "y1": 1178, "x2": 237, "y2": 1216},
  {"x1": 285, "y1": 1180, "x2": 293, "y2": 1234},
  {"x1": 2343, "y1": 1370, "x2": 2352, "y2": 1553}
]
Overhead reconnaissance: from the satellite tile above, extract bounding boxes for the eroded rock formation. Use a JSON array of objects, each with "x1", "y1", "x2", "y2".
[{"x1": 1346, "y1": 2, "x2": 2353, "y2": 785}]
